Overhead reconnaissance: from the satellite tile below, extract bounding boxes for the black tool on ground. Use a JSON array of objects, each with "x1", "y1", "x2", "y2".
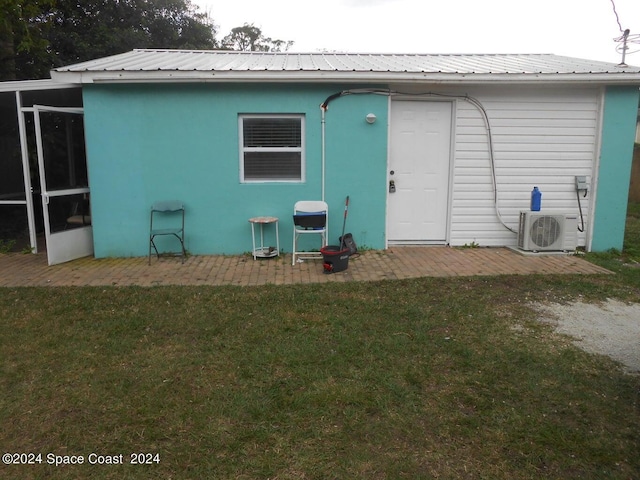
[
  {"x1": 339, "y1": 195, "x2": 357, "y2": 255},
  {"x1": 321, "y1": 195, "x2": 351, "y2": 273},
  {"x1": 339, "y1": 233, "x2": 357, "y2": 256}
]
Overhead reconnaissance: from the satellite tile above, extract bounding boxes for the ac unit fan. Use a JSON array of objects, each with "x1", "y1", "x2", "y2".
[{"x1": 517, "y1": 212, "x2": 578, "y2": 252}]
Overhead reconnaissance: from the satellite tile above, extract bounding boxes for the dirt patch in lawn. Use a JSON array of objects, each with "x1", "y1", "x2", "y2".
[{"x1": 533, "y1": 299, "x2": 640, "y2": 375}]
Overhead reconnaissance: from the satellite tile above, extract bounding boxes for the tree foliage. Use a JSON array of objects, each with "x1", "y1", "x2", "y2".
[
  {"x1": 0, "y1": 2, "x2": 295, "y2": 81},
  {"x1": 0, "y1": 0, "x2": 217, "y2": 80},
  {"x1": 222, "y1": 23, "x2": 293, "y2": 52},
  {"x1": 0, "y1": 0, "x2": 53, "y2": 80}
]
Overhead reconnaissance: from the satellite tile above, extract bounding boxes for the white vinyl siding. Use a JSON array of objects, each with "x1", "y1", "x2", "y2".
[
  {"x1": 447, "y1": 86, "x2": 600, "y2": 248},
  {"x1": 239, "y1": 114, "x2": 305, "y2": 182}
]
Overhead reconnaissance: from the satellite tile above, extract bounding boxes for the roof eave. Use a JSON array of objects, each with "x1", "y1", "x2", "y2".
[
  {"x1": 49, "y1": 70, "x2": 640, "y2": 86},
  {"x1": 0, "y1": 78, "x2": 79, "y2": 92}
]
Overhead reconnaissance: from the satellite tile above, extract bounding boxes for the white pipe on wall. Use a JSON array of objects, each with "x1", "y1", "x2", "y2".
[{"x1": 320, "y1": 105, "x2": 326, "y2": 201}]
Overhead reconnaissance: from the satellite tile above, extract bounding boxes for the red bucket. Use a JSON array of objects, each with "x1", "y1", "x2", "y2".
[{"x1": 320, "y1": 245, "x2": 350, "y2": 273}]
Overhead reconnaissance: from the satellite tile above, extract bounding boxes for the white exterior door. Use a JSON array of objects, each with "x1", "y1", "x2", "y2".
[
  {"x1": 34, "y1": 105, "x2": 93, "y2": 265},
  {"x1": 387, "y1": 100, "x2": 452, "y2": 244}
]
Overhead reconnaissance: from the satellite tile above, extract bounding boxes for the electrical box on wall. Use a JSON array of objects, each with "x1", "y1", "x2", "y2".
[{"x1": 575, "y1": 175, "x2": 588, "y2": 192}]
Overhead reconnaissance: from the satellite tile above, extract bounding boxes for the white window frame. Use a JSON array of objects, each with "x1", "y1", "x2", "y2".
[{"x1": 239, "y1": 114, "x2": 305, "y2": 183}]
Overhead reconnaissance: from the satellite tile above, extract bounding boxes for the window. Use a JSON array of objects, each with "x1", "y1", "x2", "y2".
[{"x1": 239, "y1": 114, "x2": 304, "y2": 182}]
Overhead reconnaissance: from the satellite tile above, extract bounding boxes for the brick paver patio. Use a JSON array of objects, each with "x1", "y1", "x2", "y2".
[{"x1": 0, "y1": 247, "x2": 611, "y2": 287}]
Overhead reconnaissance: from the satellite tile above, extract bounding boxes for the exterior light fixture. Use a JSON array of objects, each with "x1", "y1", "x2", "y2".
[{"x1": 365, "y1": 113, "x2": 377, "y2": 124}]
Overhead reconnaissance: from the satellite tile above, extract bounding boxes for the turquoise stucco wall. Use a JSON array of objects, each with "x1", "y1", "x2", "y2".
[
  {"x1": 591, "y1": 86, "x2": 640, "y2": 252},
  {"x1": 82, "y1": 84, "x2": 388, "y2": 257}
]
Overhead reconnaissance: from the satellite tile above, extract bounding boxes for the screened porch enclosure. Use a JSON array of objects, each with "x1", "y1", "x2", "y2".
[{"x1": 0, "y1": 83, "x2": 87, "y2": 261}]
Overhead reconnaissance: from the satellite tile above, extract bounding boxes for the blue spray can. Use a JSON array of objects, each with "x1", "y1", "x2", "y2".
[{"x1": 531, "y1": 186, "x2": 541, "y2": 211}]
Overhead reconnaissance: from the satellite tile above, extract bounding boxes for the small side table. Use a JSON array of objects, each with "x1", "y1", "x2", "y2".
[{"x1": 249, "y1": 216, "x2": 280, "y2": 260}]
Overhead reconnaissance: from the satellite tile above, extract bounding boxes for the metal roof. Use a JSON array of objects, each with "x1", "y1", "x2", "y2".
[
  {"x1": 50, "y1": 49, "x2": 640, "y2": 85},
  {"x1": 0, "y1": 78, "x2": 78, "y2": 92}
]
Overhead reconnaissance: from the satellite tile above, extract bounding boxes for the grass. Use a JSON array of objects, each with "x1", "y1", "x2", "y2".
[
  {"x1": 0, "y1": 239, "x2": 16, "y2": 254},
  {"x1": 619, "y1": 202, "x2": 640, "y2": 262},
  {"x1": 1, "y1": 212, "x2": 640, "y2": 479}
]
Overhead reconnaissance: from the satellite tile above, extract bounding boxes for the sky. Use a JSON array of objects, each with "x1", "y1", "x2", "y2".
[{"x1": 191, "y1": 0, "x2": 640, "y2": 65}]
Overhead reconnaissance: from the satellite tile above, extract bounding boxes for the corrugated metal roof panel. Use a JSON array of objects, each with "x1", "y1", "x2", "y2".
[
  {"x1": 0, "y1": 79, "x2": 78, "y2": 92},
  {"x1": 50, "y1": 50, "x2": 640, "y2": 84}
]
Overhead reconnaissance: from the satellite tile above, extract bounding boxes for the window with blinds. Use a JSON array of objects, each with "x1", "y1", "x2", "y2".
[{"x1": 239, "y1": 115, "x2": 304, "y2": 182}]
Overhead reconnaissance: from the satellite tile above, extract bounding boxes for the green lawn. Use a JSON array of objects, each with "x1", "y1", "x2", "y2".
[{"x1": 1, "y1": 209, "x2": 639, "y2": 479}]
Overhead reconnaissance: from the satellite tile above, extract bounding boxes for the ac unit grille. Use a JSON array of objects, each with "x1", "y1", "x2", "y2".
[
  {"x1": 530, "y1": 216, "x2": 561, "y2": 248},
  {"x1": 518, "y1": 212, "x2": 578, "y2": 252}
]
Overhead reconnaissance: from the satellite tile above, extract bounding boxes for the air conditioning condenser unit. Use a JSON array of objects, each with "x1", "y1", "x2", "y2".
[{"x1": 517, "y1": 211, "x2": 578, "y2": 252}]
